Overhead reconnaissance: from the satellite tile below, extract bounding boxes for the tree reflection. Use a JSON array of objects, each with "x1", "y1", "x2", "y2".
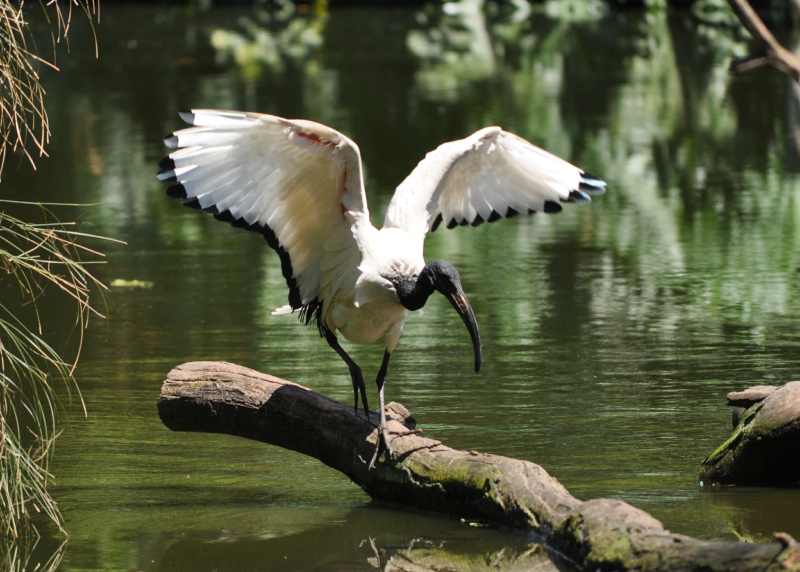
[
  {"x1": 365, "y1": 537, "x2": 565, "y2": 571},
  {"x1": 0, "y1": 535, "x2": 66, "y2": 572},
  {"x1": 406, "y1": 0, "x2": 499, "y2": 101},
  {"x1": 149, "y1": 507, "x2": 568, "y2": 572},
  {"x1": 15, "y1": 0, "x2": 799, "y2": 365},
  {"x1": 209, "y1": 0, "x2": 327, "y2": 81}
]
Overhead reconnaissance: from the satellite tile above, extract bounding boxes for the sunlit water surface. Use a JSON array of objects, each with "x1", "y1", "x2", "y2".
[{"x1": 6, "y1": 2, "x2": 800, "y2": 570}]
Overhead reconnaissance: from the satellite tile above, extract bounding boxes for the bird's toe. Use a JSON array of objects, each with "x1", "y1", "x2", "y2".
[{"x1": 367, "y1": 427, "x2": 396, "y2": 470}]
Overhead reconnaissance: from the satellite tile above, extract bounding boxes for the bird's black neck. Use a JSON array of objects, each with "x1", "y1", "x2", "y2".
[{"x1": 395, "y1": 267, "x2": 436, "y2": 311}]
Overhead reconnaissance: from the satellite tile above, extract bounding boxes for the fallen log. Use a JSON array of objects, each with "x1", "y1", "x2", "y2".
[
  {"x1": 158, "y1": 361, "x2": 800, "y2": 572},
  {"x1": 701, "y1": 381, "x2": 800, "y2": 486},
  {"x1": 727, "y1": 384, "x2": 779, "y2": 427}
]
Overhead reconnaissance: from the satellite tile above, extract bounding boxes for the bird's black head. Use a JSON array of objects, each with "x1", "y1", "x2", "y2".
[
  {"x1": 396, "y1": 260, "x2": 482, "y2": 373},
  {"x1": 424, "y1": 260, "x2": 461, "y2": 294}
]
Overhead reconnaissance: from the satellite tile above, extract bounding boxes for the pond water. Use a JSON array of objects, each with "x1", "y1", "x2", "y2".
[{"x1": 5, "y1": 1, "x2": 800, "y2": 569}]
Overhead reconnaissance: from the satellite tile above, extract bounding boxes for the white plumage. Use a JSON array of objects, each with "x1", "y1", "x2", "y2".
[
  {"x1": 161, "y1": 110, "x2": 369, "y2": 310},
  {"x1": 159, "y1": 109, "x2": 605, "y2": 467}
]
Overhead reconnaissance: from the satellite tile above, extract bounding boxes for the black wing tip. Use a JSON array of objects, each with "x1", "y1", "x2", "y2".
[
  {"x1": 157, "y1": 156, "x2": 177, "y2": 182},
  {"x1": 579, "y1": 171, "x2": 607, "y2": 195},
  {"x1": 179, "y1": 111, "x2": 196, "y2": 125},
  {"x1": 166, "y1": 183, "x2": 187, "y2": 199},
  {"x1": 564, "y1": 189, "x2": 592, "y2": 203},
  {"x1": 262, "y1": 224, "x2": 302, "y2": 308},
  {"x1": 288, "y1": 288, "x2": 303, "y2": 309},
  {"x1": 156, "y1": 127, "x2": 303, "y2": 312},
  {"x1": 181, "y1": 197, "x2": 304, "y2": 311},
  {"x1": 431, "y1": 213, "x2": 443, "y2": 233},
  {"x1": 444, "y1": 218, "x2": 470, "y2": 228},
  {"x1": 543, "y1": 200, "x2": 562, "y2": 214},
  {"x1": 158, "y1": 156, "x2": 175, "y2": 173},
  {"x1": 437, "y1": 208, "x2": 518, "y2": 231},
  {"x1": 437, "y1": 199, "x2": 572, "y2": 230},
  {"x1": 299, "y1": 298, "x2": 325, "y2": 335}
]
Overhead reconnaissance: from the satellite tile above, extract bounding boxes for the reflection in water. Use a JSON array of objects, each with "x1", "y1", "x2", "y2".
[
  {"x1": 9, "y1": 2, "x2": 800, "y2": 570},
  {"x1": 372, "y1": 541, "x2": 563, "y2": 572},
  {"x1": 1, "y1": 535, "x2": 65, "y2": 572},
  {"x1": 210, "y1": 0, "x2": 327, "y2": 80},
  {"x1": 153, "y1": 507, "x2": 566, "y2": 572},
  {"x1": 407, "y1": 0, "x2": 499, "y2": 100},
  {"x1": 704, "y1": 488, "x2": 800, "y2": 544}
]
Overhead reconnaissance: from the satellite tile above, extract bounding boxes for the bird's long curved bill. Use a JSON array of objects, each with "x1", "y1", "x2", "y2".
[{"x1": 446, "y1": 290, "x2": 482, "y2": 372}]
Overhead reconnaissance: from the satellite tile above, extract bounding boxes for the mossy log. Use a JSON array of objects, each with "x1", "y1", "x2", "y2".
[
  {"x1": 727, "y1": 385, "x2": 779, "y2": 427},
  {"x1": 701, "y1": 381, "x2": 800, "y2": 486},
  {"x1": 158, "y1": 362, "x2": 800, "y2": 572}
]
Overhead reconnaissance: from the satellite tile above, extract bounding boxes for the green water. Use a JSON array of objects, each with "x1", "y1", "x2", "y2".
[{"x1": 5, "y1": 2, "x2": 800, "y2": 569}]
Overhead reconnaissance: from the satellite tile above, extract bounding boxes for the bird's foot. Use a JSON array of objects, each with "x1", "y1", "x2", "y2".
[
  {"x1": 366, "y1": 426, "x2": 424, "y2": 469},
  {"x1": 368, "y1": 426, "x2": 396, "y2": 470}
]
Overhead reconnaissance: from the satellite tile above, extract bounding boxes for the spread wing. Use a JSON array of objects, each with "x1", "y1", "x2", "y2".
[
  {"x1": 158, "y1": 109, "x2": 368, "y2": 311},
  {"x1": 383, "y1": 126, "x2": 606, "y2": 239}
]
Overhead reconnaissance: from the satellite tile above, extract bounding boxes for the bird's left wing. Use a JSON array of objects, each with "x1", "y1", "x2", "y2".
[
  {"x1": 158, "y1": 110, "x2": 369, "y2": 311},
  {"x1": 383, "y1": 127, "x2": 605, "y2": 239}
]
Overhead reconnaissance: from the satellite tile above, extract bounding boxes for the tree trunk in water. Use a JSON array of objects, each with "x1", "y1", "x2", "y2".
[
  {"x1": 701, "y1": 382, "x2": 800, "y2": 485},
  {"x1": 158, "y1": 361, "x2": 800, "y2": 572}
]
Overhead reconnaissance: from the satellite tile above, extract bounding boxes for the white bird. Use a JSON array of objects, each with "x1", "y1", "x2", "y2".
[{"x1": 158, "y1": 109, "x2": 606, "y2": 467}]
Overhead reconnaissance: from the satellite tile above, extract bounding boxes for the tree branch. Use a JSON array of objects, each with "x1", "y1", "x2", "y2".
[
  {"x1": 158, "y1": 361, "x2": 800, "y2": 572},
  {"x1": 727, "y1": 0, "x2": 800, "y2": 81}
]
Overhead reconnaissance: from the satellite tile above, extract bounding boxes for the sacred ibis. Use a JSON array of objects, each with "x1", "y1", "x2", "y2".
[{"x1": 158, "y1": 110, "x2": 606, "y2": 467}]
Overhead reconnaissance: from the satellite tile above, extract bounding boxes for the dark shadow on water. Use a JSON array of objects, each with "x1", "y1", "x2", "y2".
[
  {"x1": 153, "y1": 506, "x2": 574, "y2": 572},
  {"x1": 702, "y1": 487, "x2": 800, "y2": 542}
]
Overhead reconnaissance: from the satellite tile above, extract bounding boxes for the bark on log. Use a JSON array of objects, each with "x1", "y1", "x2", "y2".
[
  {"x1": 701, "y1": 381, "x2": 800, "y2": 485},
  {"x1": 158, "y1": 361, "x2": 800, "y2": 572}
]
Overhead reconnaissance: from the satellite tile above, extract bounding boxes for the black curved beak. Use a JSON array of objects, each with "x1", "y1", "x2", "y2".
[{"x1": 445, "y1": 289, "x2": 482, "y2": 373}]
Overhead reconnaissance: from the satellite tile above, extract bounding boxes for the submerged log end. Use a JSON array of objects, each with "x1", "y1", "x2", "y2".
[
  {"x1": 701, "y1": 381, "x2": 800, "y2": 486},
  {"x1": 159, "y1": 361, "x2": 797, "y2": 572}
]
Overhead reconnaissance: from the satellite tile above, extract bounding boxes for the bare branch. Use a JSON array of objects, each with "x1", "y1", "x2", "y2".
[{"x1": 727, "y1": 0, "x2": 800, "y2": 81}]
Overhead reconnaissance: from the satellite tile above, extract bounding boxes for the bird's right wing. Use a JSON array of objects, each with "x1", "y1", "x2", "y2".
[
  {"x1": 158, "y1": 110, "x2": 369, "y2": 311},
  {"x1": 383, "y1": 127, "x2": 605, "y2": 239}
]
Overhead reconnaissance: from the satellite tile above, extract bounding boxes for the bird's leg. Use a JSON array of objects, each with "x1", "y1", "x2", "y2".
[
  {"x1": 369, "y1": 350, "x2": 393, "y2": 469},
  {"x1": 323, "y1": 328, "x2": 369, "y2": 416}
]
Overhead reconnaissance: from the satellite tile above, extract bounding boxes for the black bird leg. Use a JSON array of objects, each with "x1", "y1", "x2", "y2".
[
  {"x1": 323, "y1": 328, "x2": 369, "y2": 417},
  {"x1": 369, "y1": 350, "x2": 393, "y2": 469}
]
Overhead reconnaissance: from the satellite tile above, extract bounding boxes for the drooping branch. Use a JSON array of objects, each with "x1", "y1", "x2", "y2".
[
  {"x1": 727, "y1": 0, "x2": 800, "y2": 81},
  {"x1": 158, "y1": 362, "x2": 800, "y2": 572}
]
